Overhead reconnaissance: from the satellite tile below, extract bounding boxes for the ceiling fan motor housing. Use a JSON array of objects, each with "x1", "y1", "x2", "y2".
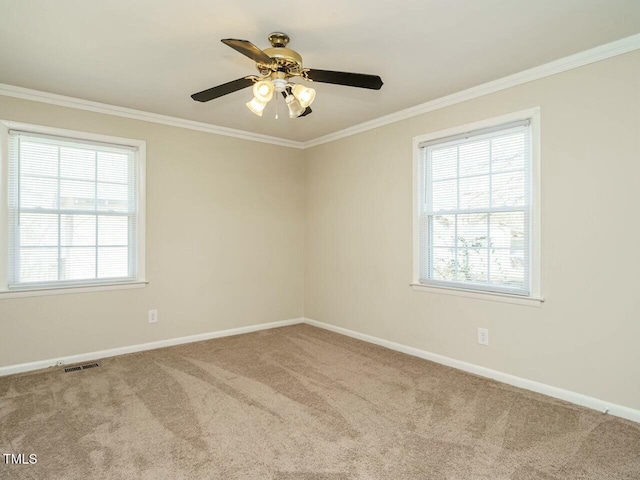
[
  {"x1": 261, "y1": 47, "x2": 302, "y2": 71},
  {"x1": 259, "y1": 32, "x2": 303, "y2": 75}
]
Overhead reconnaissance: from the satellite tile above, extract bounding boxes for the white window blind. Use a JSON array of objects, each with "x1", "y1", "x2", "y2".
[
  {"x1": 7, "y1": 131, "x2": 139, "y2": 289},
  {"x1": 418, "y1": 120, "x2": 532, "y2": 295}
]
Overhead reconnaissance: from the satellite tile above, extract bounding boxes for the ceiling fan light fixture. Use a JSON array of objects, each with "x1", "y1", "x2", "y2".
[
  {"x1": 285, "y1": 94, "x2": 305, "y2": 118},
  {"x1": 191, "y1": 32, "x2": 383, "y2": 120},
  {"x1": 292, "y1": 84, "x2": 316, "y2": 108},
  {"x1": 252, "y1": 79, "x2": 274, "y2": 102},
  {"x1": 246, "y1": 97, "x2": 267, "y2": 116}
]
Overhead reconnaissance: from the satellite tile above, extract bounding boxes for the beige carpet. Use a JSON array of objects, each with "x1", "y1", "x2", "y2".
[{"x1": 1, "y1": 324, "x2": 639, "y2": 479}]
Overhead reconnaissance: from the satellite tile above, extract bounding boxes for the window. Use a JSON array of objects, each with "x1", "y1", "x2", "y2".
[
  {"x1": 0, "y1": 122, "x2": 146, "y2": 294},
  {"x1": 413, "y1": 110, "x2": 540, "y2": 302}
]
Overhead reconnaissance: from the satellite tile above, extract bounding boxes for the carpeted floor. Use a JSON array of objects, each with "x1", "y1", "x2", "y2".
[{"x1": 1, "y1": 324, "x2": 639, "y2": 479}]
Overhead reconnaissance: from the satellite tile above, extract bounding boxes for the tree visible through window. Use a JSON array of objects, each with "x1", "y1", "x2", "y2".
[{"x1": 418, "y1": 120, "x2": 532, "y2": 295}]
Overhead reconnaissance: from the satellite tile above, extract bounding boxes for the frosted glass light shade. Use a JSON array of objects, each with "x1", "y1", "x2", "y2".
[
  {"x1": 246, "y1": 97, "x2": 267, "y2": 116},
  {"x1": 252, "y1": 80, "x2": 274, "y2": 103},
  {"x1": 292, "y1": 84, "x2": 316, "y2": 108},
  {"x1": 285, "y1": 95, "x2": 305, "y2": 118}
]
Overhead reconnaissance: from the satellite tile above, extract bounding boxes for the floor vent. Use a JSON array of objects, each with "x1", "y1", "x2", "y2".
[{"x1": 64, "y1": 362, "x2": 100, "y2": 373}]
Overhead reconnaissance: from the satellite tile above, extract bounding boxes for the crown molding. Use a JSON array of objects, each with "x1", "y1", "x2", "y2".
[
  {"x1": 2, "y1": 33, "x2": 639, "y2": 151},
  {"x1": 0, "y1": 83, "x2": 305, "y2": 150},
  {"x1": 302, "y1": 32, "x2": 640, "y2": 149}
]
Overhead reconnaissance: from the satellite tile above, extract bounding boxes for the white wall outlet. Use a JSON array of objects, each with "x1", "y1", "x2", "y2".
[
  {"x1": 56, "y1": 360, "x2": 64, "y2": 367},
  {"x1": 477, "y1": 328, "x2": 489, "y2": 346},
  {"x1": 148, "y1": 309, "x2": 158, "y2": 324}
]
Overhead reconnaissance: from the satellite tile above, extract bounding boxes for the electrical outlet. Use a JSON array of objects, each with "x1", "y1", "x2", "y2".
[
  {"x1": 477, "y1": 328, "x2": 489, "y2": 346},
  {"x1": 148, "y1": 309, "x2": 158, "y2": 324},
  {"x1": 56, "y1": 360, "x2": 64, "y2": 367}
]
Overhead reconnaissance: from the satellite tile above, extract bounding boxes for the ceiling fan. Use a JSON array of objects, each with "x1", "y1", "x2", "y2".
[{"x1": 191, "y1": 32, "x2": 384, "y2": 119}]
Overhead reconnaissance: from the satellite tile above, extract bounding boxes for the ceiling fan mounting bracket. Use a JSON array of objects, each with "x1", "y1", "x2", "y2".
[{"x1": 268, "y1": 32, "x2": 290, "y2": 47}]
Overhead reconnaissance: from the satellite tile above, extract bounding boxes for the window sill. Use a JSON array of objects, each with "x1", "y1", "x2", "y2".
[
  {"x1": 410, "y1": 283, "x2": 543, "y2": 307},
  {"x1": 0, "y1": 281, "x2": 148, "y2": 299}
]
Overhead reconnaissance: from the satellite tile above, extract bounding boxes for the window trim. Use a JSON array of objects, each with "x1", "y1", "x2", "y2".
[
  {"x1": 412, "y1": 108, "x2": 542, "y2": 306},
  {"x1": 0, "y1": 120, "x2": 147, "y2": 297}
]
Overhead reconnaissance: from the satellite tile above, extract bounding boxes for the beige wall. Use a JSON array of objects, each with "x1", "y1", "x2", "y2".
[
  {"x1": 2, "y1": 50, "x2": 639, "y2": 413},
  {"x1": 304, "y1": 51, "x2": 640, "y2": 410},
  {"x1": 0, "y1": 96, "x2": 304, "y2": 367}
]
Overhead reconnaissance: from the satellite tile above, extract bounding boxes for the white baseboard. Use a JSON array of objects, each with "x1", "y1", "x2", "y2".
[
  {"x1": 2, "y1": 316, "x2": 638, "y2": 424},
  {"x1": 303, "y1": 318, "x2": 640, "y2": 424},
  {"x1": 0, "y1": 318, "x2": 304, "y2": 377}
]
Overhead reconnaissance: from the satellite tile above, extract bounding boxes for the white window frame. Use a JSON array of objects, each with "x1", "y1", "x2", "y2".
[
  {"x1": 412, "y1": 108, "x2": 542, "y2": 307},
  {"x1": 0, "y1": 120, "x2": 147, "y2": 298}
]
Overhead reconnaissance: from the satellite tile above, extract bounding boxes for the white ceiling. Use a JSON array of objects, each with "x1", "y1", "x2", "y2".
[{"x1": 1, "y1": 0, "x2": 640, "y2": 142}]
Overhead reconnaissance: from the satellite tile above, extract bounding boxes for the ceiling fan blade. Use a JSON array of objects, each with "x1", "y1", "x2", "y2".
[
  {"x1": 191, "y1": 77, "x2": 254, "y2": 102},
  {"x1": 221, "y1": 38, "x2": 274, "y2": 65},
  {"x1": 305, "y1": 69, "x2": 383, "y2": 90}
]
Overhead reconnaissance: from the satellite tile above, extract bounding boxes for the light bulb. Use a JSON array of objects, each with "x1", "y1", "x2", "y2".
[
  {"x1": 246, "y1": 97, "x2": 267, "y2": 116},
  {"x1": 252, "y1": 80, "x2": 274, "y2": 103},
  {"x1": 285, "y1": 94, "x2": 305, "y2": 118},
  {"x1": 292, "y1": 84, "x2": 316, "y2": 108}
]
